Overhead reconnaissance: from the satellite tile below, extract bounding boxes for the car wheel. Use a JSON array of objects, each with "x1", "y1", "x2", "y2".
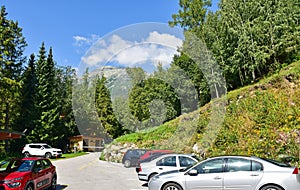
[
  {"x1": 24, "y1": 152, "x2": 30, "y2": 158},
  {"x1": 124, "y1": 159, "x2": 131, "y2": 168},
  {"x1": 261, "y1": 185, "x2": 283, "y2": 190},
  {"x1": 45, "y1": 152, "x2": 52, "y2": 158},
  {"x1": 49, "y1": 175, "x2": 57, "y2": 189},
  {"x1": 25, "y1": 184, "x2": 34, "y2": 190},
  {"x1": 163, "y1": 183, "x2": 183, "y2": 190}
]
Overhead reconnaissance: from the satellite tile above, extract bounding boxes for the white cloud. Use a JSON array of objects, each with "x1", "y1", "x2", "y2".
[
  {"x1": 81, "y1": 31, "x2": 183, "y2": 67},
  {"x1": 73, "y1": 34, "x2": 100, "y2": 47},
  {"x1": 146, "y1": 31, "x2": 183, "y2": 48}
]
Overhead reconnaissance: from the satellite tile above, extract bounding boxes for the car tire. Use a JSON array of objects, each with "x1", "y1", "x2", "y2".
[
  {"x1": 124, "y1": 159, "x2": 131, "y2": 168},
  {"x1": 45, "y1": 152, "x2": 52, "y2": 158},
  {"x1": 25, "y1": 183, "x2": 34, "y2": 190},
  {"x1": 163, "y1": 183, "x2": 183, "y2": 190},
  {"x1": 49, "y1": 175, "x2": 57, "y2": 189},
  {"x1": 260, "y1": 185, "x2": 283, "y2": 190},
  {"x1": 24, "y1": 152, "x2": 30, "y2": 158}
]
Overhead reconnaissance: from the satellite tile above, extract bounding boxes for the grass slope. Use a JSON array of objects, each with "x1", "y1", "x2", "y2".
[{"x1": 114, "y1": 61, "x2": 300, "y2": 165}]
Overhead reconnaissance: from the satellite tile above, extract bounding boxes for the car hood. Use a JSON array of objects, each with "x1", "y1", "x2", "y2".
[
  {"x1": 158, "y1": 169, "x2": 182, "y2": 178},
  {"x1": 48, "y1": 148, "x2": 61, "y2": 151},
  {"x1": 0, "y1": 171, "x2": 28, "y2": 180}
]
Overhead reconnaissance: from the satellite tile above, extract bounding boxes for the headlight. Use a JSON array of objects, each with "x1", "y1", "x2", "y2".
[
  {"x1": 6, "y1": 182, "x2": 21, "y2": 188},
  {"x1": 4, "y1": 177, "x2": 23, "y2": 188},
  {"x1": 151, "y1": 175, "x2": 160, "y2": 182}
]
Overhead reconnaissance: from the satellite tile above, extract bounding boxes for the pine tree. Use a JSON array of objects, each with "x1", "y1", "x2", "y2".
[
  {"x1": 33, "y1": 45, "x2": 61, "y2": 144},
  {"x1": 16, "y1": 54, "x2": 38, "y2": 133},
  {"x1": 0, "y1": 6, "x2": 26, "y2": 150},
  {"x1": 12, "y1": 54, "x2": 38, "y2": 151},
  {"x1": 95, "y1": 74, "x2": 124, "y2": 138}
]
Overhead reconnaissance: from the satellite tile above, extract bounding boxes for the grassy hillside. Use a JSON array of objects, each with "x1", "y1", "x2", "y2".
[{"x1": 113, "y1": 61, "x2": 300, "y2": 165}]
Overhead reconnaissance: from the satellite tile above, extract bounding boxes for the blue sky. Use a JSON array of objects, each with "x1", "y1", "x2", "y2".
[{"x1": 1, "y1": 0, "x2": 219, "y2": 69}]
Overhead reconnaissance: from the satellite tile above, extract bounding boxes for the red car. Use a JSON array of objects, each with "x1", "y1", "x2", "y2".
[
  {"x1": 0, "y1": 157, "x2": 57, "y2": 190},
  {"x1": 139, "y1": 149, "x2": 173, "y2": 161}
]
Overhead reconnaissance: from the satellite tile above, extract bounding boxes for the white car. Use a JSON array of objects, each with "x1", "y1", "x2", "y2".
[
  {"x1": 137, "y1": 153, "x2": 198, "y2": 182},
  {"x1": 148, "y1": 155, "x2": 300, "y2": 190},
  {"x1": 22, "y1": 143, "x2": 62, "y2": 158}
]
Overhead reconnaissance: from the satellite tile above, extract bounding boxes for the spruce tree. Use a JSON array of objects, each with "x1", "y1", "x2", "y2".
[
  {"x1": 16, "y1": 54, "x2": 38, "y2": 134},
  {"x1": 33, "y1": 45, "x2": 61, "y2": 144},
  {"x1": 0, "y1": 6, "x2": 26, "y2": 150},
  {"x1": 95, "y1": 74, "x2": 124, "y2": 138}
]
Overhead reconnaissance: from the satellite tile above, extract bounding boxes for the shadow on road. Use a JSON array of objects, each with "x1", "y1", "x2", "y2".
[{"x1": 56, "y1": 184, "x2": 68, "y2": 189}]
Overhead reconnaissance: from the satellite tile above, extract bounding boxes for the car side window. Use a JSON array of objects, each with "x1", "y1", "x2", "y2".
[
  {"x1": 33, "y1": 160, "x2": 43, "y2": 172},
  {"x1": 227, "y1": 158, "x2": 251, "y2": 172},
  {"x1": 252, "y1": 161, "x2": 263, "y2": 171},
  {"x1": 195, "y1": 158, "x2": 224, "y2": 174},
  {"x1": 139, "y1": 150, "x2": 147, "y2": 156},
  {"x1": 156, "y1": 156, "x2": 176, "y2": 167},
  {"x1": 30, "y1": 145, "x2": 41, "y2": 149},
  {"x1": 179, "y1": 156, "x2": 196, "y2": 167},
  {"x1": 41, "y1": 159, "x2": 51, "y2": 169}
]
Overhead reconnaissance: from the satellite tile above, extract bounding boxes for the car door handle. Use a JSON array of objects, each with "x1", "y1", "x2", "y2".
[
  {"x1": 159, "y1": 168, "x2": 163, "y2": 170},
  {"x1": 251, "y1": 173, "x2": 259, "y2": 176},
  {"x1": 214, "y1": 176, "x2": 222, "y2": 180}
]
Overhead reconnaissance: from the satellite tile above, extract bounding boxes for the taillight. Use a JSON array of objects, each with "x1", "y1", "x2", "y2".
[
  {"x1": 292, "y1": 168, "x2": 299, "y2": 174},
  {"x1": 138, "y1": 166, "x2": 142, "y2": 172}
]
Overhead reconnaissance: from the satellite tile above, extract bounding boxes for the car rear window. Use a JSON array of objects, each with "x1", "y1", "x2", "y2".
[{"x1": 260, "y1": 158, "x2": 291, "y2": 167}]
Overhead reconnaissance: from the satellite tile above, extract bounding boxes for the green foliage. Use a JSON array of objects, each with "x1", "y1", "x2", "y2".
[
  {"x1": 95, "y1": 74, "x2": 125, "y2": 138},
  {"x1": 115, "y1": 61, "x2": 300, "y2": 165},
  {"x1": 129, "y1": 77, "x2": 181, "y2": 127},
  {"x1": 169, "y1": 0, "x2": 212, "y2": 31},
  {"x1": 0, "y1": 5, "x2": 26, "y2": 150},
  {"x1": 72, "y1": 69, "x2": 108, "y2": 140},
  {"x1": 31, "y1": 45, "x2": 61, "y2": 144},
  {"x1": 114, "y1": 121, "x2": 178, "y2": 149},
  {"x1": 170, "y1": 0, "x2": 300, "y2": 91}
]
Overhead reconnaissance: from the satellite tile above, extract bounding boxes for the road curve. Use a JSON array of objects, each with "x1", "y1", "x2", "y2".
[{"x1": 52, "y1": 152, "x2": 147, "y2": 190}]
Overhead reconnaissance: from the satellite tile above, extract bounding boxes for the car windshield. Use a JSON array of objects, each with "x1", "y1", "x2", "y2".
[
  {"x1": 0, "y1": 160, "x2": 34, "y2": 172},
  {"x1": 180, "y1": 161, "x2": 198, "y2": 172}
]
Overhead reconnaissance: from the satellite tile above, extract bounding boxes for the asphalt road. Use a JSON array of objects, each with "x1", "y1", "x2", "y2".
[{"x1": 52, "y1": 152, "x2": 147, "y2": 190}]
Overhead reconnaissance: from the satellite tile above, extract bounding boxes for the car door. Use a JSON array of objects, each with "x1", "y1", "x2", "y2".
[
  {"x1": 32, "y1": 160, "x2": 46, "y2": 190},
  {"x1": 185, "y1": 158, "x2": 224, "y2": 190},
  {"x1": 156, "y1": 155, "x2": 177, "y2": 172},
  {"x1": 223, "y1": 158, "x2": 263, "y2": 190},
  {"x1": 30, "y1": 145, "x2": 40, "y2": 156},
  {"x1": 41, "y1": 159, "x2": 53, "y2": 188}
]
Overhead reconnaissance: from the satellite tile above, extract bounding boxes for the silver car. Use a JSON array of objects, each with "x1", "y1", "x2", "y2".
[
  {"x1": 137, "y1": 153, "x2": 198, "y2": 182},
  {"x1": 148, "y1": 155, "x2": 300, "y2": 190}
]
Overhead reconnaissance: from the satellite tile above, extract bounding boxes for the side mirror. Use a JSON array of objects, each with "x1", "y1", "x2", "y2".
[{"x1": 187, "y1": 169, "x2": 198, "y2": 176}]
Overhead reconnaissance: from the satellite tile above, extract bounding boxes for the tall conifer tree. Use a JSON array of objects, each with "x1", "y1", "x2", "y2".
[
  {"x1": 0, "y1": 6, "x2": 26, "y2": 150},
  {"x1": 95, "y1": 74, "x2": 124, "y2": 138}
]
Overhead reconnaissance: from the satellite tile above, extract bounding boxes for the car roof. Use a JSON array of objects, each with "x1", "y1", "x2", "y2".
[
  {"x1": 201, "y1": 155, "x2": 292, "y2": 167},
  {"x1": 146, "y1": 149, "x2": 173, "y2": 153},
  {"x1": 9, "y1": 157, "x2": 47, "y2": 161},
  {"x1": 152, "y1": 153, "x2": 197, "y2": 161},
  {"x1": 206, "y1": 155, "x2": 251, "y2": 159},
  {"x1": 27, "y1": 143, "x2": 48, "y2": 145}
]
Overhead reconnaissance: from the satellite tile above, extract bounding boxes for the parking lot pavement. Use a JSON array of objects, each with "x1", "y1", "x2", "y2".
[{"x1": 52, "y1": 152, "x2": 147, "y2": 190}]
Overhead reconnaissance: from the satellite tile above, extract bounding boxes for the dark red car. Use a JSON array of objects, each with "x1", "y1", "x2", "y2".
[
  {"x1": 0, "y1": 157, "x2": 57, "y2": 190},
  {"x1": 139, "y1": 149, "x2": 173, "y2": 161}
]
